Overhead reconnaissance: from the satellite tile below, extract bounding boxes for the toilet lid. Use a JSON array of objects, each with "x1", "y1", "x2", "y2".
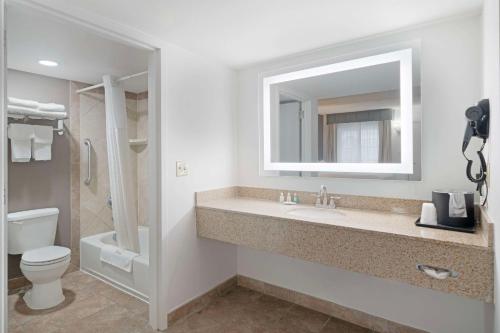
[{"x1": 22, "y1": 246, "x2": 71, "y2": 265}]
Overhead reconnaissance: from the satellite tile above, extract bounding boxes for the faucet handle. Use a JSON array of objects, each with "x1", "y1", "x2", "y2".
[
  {"x1": 311, "y1": 194, "x2": 321, "y2": 207},
  {"x1": 328, "y1": 196, "x2": 341, "y2": 208}
]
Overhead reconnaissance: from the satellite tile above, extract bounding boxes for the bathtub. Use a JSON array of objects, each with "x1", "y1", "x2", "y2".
[{"x1": 80, "y1": 226, "x2": 149, "y2": 301}]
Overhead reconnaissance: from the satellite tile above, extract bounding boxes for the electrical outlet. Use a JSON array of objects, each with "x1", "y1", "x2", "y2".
[{"x1": 176, "y1": 161, "x2": 189, "y2": 177}]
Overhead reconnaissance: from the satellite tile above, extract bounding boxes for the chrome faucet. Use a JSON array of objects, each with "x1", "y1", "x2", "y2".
[
  {"x1": 319, "y1": 185, "x2": 328, "y2": 207},
  {"x1": 315, "y1": 185, "x2": 341, "y2": 209}
]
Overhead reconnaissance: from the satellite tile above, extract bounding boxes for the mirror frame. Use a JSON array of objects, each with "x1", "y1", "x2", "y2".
[{"x1": 261, "y1": 48, "x2": 413, "y2": 174}]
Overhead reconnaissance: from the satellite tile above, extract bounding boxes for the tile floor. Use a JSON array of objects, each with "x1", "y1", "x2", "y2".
[
  {"x1": 9, "y1": 270, "x2": 374, "y2": 333},
  {"x1": 8, "y1": 269, "x2": 152, "y2": 333},
  {"x1": 167, "y1": 287, "x2": 374, "y2": 333}
]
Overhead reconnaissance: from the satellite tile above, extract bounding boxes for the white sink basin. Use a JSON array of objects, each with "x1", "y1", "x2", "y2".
[{"x1": 286, "y1": 207, "x2": 344, "y2": 219}]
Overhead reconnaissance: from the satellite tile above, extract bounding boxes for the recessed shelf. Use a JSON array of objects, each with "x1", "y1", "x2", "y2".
[{"x1": 129, "y1": 138, "x2": 148, "y2": 146}]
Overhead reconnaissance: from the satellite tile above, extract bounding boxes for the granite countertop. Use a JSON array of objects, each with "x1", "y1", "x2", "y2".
[{"x1": 197, "y1": 197, "x2": 490, "y2": 250}]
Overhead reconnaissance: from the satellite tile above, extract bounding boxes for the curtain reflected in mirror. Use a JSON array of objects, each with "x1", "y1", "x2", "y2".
[{"x1": 322, "y1": 109, "x2": 399, "y2": 164}]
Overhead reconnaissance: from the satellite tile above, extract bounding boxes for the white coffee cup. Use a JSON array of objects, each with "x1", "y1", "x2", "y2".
[{"x1": 421, "y1": 203, "x2": 438, "y2": 225}]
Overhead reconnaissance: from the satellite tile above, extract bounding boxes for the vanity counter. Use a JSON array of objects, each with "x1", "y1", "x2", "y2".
[
  {"x1": 197, "y1": 197, "x2": 489, "y2": 249},
  {"x1": 196, "y1": 187, "x2": 494, "y2": 302}
]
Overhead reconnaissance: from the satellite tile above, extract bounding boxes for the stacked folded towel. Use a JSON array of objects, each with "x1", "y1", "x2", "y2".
[
  {"x1": 32, "y1": 125, "x2": 53, "y2": 161},
  {"x1": 8, "y1": 124, "x2": 34, "y2": 162},
  {"x1": 7, "y1": 124, "x2": 53, "y2": 162},
  {"x1": 7, "y1": 97, "x2": 67, "y2": 120},
  {"x1": 38, "y1": 102, "x2": 65, "y2": 112},
  {"x1": 8, "y1": 97, "x2": 38, "y2": 108}
]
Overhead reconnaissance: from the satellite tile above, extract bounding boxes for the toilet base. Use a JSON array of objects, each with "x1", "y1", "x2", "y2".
[{"x1": 23, "y1": 278, "x2": 64, "y2": 310}]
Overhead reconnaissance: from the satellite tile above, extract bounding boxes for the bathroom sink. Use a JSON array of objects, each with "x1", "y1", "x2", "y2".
[{"x1": 286, "y1": 207, "x2": 344, "y2": 219}]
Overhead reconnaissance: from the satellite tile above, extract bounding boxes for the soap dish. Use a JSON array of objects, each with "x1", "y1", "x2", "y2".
[
  {"x1": 415, "y1": 218, "x2": 476, "y2": 233},
  {"x1": 283, "y1": 201, "x2": 297, "y2": 205}
]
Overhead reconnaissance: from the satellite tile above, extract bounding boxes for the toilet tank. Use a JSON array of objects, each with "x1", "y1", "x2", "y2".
[{"x1": 8, "y1": 208, "x2": 59, "y2": 255}]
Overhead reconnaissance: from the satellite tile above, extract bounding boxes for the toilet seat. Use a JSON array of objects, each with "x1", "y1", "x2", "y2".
[{"x1": 21, "y1": 246, "x2": 71, "y2": 266}]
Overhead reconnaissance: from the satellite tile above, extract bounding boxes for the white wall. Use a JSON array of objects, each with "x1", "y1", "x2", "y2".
[
  {"x1": 482, "y1": 0, "x2": 500, "y2": 332},
  {"x1": 236, "y1": 15, "x2": 493, "y2": 333},
  {"x1": 238, "y1": 15, "x2": 481, "y2": 200},
  {"x1": 165, "y1": 43, "x2": 238, "y2": 312}
]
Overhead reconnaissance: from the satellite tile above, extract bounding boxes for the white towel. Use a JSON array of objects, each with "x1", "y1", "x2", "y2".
[
  {"x1": 8, "y1": 97, "x2": 39, "y2": 109},
  {"x1": 38, "y1": 102, "x2": 65, "y2": 112},
  {"x1": 8, "y1": 97, "x2": 65, "y2": 113},
  {"x1": 8, "y1": 124, "x2": 34, "y2": 162},
  {"x1": 100, "y1": 244, "x2": 138, "y2": 273},
  {"x1": 449, "y1": 192, "x2": 467, "y2": 218},
  {"x1": 7, "y1": 105, "x2": 67, "y2": 120},
  {"x1": 32, "y1": 125, "x2": 53, "y2": 161}
]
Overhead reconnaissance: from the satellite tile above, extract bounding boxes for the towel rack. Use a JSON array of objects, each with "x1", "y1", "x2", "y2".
[
  {"x1": 53, "y1": 119, "x2": 65, "y2": 136},
  {"x1": 7, "y1": 115, "x2": 67, "y2": 136}
]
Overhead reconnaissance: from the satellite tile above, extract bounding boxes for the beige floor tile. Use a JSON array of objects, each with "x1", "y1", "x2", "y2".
[
  {"x1": 67, "y1": 303, "x2": 151, "y2": 333},
  {"x1": 320, "y1": 317, "x2": 373, "y2": 333},
  {"x1": 8, "y1": 294, "x2": 28, "y2": 329},
  {"x1": 167, "y1": 310, "x2": 220, "y2": 332},
  {"x1": 61, "y1": 270, "x2": 107, "y2": 292},
  {"x1": 9, "y1": 270, "x2": 373, "y2": 333},
  {"x1": 222, "y1": 286, "x2": 263, "y2": 304},
  {"x1": 8, "y1": 320, "x2": 64, "y2": 333},
  {"x1": 8, "y1": 270, "x2": 152, "y2": 333},
  {"x1": 99, "y1": 284, "x2": 149, "y2": 315},
  {"x1": 189, "y1": 286, "x2": 264, "y2": 326},
  {"x1": 10, "y1": 288, "x2": 113, "y2": 331},
  {"x1": 166, "y1": 285, "x2": 372, "y2": 333},
  {"x1": 276, "y1": 305, "x2": 330, "y2": 333},
  {"x1": 241, "y1": 293, "x2": 293, "y2": 324},
  {"x1": 49, "y1": 292, "x2": 115, "y2": 328}
]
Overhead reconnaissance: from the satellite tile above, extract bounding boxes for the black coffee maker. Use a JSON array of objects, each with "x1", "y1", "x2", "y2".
[{"x1": 432, "y1": 190, "x2": 475, "y2": 228}]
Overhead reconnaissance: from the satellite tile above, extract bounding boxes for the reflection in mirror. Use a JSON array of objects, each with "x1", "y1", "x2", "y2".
[
  {"x1": 274, "y1": 62, "x2": 402, "y2": 164},
  {"x1": 264, "y1": 48, "x2": 421, "y2": 180}
]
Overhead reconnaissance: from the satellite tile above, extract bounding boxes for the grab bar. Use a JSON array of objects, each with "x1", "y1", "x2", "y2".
[{"x1": 84, "y1": 138, "x2": 92, "y2": 185}]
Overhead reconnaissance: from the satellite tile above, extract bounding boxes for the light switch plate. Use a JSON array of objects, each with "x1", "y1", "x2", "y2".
[{"x1": 176, "y1": 161, "x2": 189, "y2": 177}]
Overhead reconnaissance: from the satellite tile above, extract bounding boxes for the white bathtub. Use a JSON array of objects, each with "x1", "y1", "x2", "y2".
[{"x1": 80, "y1": 226, "x2": 149, "y2": 301}]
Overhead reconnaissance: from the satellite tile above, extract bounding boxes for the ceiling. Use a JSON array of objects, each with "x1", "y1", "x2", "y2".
[
  {"x1": 7, "y1": 5, "x2": 150, "y2": 92},
  {"x1": 34, "y1": 0, "x2": 482, "y2": 68}
]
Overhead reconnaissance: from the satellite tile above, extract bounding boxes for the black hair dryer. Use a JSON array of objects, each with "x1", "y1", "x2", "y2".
[{"x1": 462, "y1": 99, "x2": 489, "y2": 202}]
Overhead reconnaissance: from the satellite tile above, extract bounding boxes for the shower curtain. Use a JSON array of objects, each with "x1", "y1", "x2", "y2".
[
  {"x1": 103, "y1": 75, "x2": 140, "y2": 253},
  {"x1": 324, "y1": 123, "x2": 337, "y2": 162}
]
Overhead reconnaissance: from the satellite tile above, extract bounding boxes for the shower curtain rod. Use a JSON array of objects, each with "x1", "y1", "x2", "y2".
[{"x1": 75, "y1": 71, "x2": 148, "y2": 94}]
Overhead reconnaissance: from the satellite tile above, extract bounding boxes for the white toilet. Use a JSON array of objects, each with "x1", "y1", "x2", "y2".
[{"x1": 8, "y1": 208, "x2": 71, "y2": 310}]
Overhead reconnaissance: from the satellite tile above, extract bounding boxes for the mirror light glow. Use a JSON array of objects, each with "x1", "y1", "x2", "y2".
[
  {"x1": 261, "y1": 49, "x2": 413, "y2": 174},
  {"x1": 38, "y1": 60, "x2": 58, "y2": 67}
]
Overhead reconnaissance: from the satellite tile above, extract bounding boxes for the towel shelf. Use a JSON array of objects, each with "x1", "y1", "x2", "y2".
[
  {"x1": 8, "y1": 115, "x2": 67, "y2": 136},
  {"x1": 7, "y1": 97, "x2": 67, "y2": 136}
]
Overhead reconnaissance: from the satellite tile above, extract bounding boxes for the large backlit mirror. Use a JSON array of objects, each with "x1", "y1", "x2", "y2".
[{"x1": 261, "y1": 48, "x2": 421, "y2": 180}]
